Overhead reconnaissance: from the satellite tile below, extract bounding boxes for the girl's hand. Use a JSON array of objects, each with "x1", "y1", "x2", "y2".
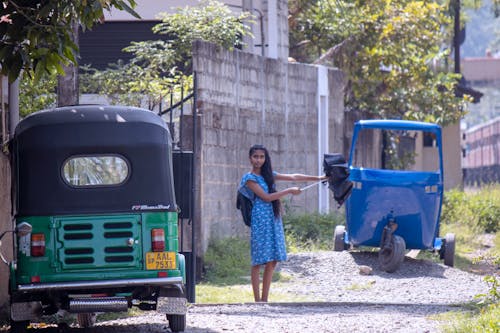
[{"x1": 289, "y1": 187, "x2": 302, "y2": 195}]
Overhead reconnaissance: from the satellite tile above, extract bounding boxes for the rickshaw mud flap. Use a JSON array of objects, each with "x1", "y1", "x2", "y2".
[
  {"x1": 157, "y1": 297, "x2": 187, "y2": 315},
  {"x1": 379, "y1": 220, "x2": 398, "y2": 254},
  {"x1": 11, "y1": 301, "x2": 42, "y2": 321}
]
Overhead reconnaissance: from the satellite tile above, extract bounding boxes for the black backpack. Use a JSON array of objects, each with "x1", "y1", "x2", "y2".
[{"x1": 236, "y1": 191, "x2": 253, "y2": 227}]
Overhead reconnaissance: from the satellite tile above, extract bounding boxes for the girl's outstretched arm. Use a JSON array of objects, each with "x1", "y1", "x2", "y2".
[
  {"x1": 275, "y1": 173, "x2": 328, "y2": 182},
  {"x1": 246, "y1": 180, "x2": 301, "y2": 202}
]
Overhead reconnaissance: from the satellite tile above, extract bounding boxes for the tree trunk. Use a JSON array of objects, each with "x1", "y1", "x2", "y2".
[{"x1": 57, "y1": 21, "x2": 79, "y2": 107}]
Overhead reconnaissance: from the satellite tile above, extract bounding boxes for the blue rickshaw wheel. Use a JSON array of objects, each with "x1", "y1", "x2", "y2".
[
  {"x1": 443, "y1": 233, "x2": 455, "y2": 267},
  {"x1": 379, "y1": 235, "x2": 406, "y2": 273}
]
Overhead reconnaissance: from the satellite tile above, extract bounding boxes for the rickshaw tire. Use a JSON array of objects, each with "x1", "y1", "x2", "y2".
[
  {"x1": 9, "y1": 320, "x2": 29, "y2": 333},
  {"x1": 444, "y1": 233, "x2": 455, "y2": 267},
  {"x1": 333, "y1": 225, "x2": 346, "y2": 251},
  {"x1": 167, "y1": 314, "x2": 186, "y2": 332},
  {"x1": 379, "y1": 235, "x2": 406, "y2": 273},
  {"x1": 77, "y1": 313, "x2": 96, "y2": 328}
]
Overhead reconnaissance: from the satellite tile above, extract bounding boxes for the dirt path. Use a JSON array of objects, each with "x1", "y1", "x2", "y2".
[{"x1": 2, "y1": 248, "x2": 496, "y2": 333}]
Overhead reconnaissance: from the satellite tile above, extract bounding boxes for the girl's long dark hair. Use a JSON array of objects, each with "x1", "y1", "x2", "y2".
[{"x1": 249, "y1": 144, "x2": 281, "y2": 217}]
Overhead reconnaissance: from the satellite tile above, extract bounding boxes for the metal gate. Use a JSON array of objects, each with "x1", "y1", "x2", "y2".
[{"x1": 158, "y1": 84, "x2": 197, "y2": 303}]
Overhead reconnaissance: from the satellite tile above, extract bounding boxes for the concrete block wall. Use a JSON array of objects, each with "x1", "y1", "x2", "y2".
[
  {"x1": 193, "y1": 40, "x2": 345, "y2": 254},
  {"x1": 0, "y1": 153, "x2": 12, "y2": 312}
]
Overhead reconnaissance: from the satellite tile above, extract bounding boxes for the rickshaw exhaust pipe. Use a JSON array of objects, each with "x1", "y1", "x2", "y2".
[{"x1": 69, "y1": 297, "x2": 128, "y2": 313}]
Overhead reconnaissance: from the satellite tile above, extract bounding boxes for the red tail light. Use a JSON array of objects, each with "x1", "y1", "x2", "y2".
[
  {"x1": 151, "y1": 229, "x2": 165, "y2": 252},
  {"x1": 31, "y1": 233, "x2": 46, "y2": 256}
]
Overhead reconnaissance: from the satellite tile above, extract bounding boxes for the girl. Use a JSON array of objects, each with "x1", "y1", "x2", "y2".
[{"x1": 239, "y1": 144, "x2": 328, "y2": 302}]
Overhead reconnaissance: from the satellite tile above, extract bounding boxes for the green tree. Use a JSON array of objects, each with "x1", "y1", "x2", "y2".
[
  {"x1": 81, "y1": 0, "x2": 253, "y2": 110},
  {"x1": 0, "y1": 0, "x2": 138, "y2": 82},
  {"x1": 19, "y1": 72, "x2": 57, "y2": 117},
  {"x1": 290, "y1": 0, "x2": 471, "y2": 125}
]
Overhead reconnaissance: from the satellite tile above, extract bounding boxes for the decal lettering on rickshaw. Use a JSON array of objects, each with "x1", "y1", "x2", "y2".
[{"x1": 131, "y1": 204, "x2": 171, "y2": 210}]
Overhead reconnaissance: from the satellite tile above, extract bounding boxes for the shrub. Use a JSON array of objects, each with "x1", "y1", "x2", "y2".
[
  {"x1": 283, "y1": 212, "x2": 345, "y2": 251},
  {"x1": 469, "y1": 189, "x2": 500, "y2": 233},
  {"x1": 441, "y1": 185, "x2": 500, "y2": 233}
]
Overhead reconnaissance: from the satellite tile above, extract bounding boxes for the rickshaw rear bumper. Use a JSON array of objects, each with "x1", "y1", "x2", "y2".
[
  {"x1": 15, "y1": 276, "x2": 184, "y2": 292},
  {"x1": 11, "y1": 277, "x2": 186, "y2": 320}
]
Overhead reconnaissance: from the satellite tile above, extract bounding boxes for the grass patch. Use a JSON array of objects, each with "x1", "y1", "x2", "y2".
[
  {"x1": 430, "y1": 185, "x2": 500, "y2": 332},
  {"x1": 437, "y1": 303, "x2": 499, "y2": 333},
  {"x1": 199, "y1": 237, "x2": 299, "y2": 303},
  {"x1": 417, "y1": 185, "x2": 500, "y2": 272},
  {"x1": 441, "y1": 185, "x2": 500, "y2": 234},
  {"x1": 283, "y1": 211, "x2": 345, "y2": 252},
  {"x1": 195, "y1": 283, "x2": 254, "y2": 303},
  {"x1": 195, "y1": 282, "x2": 308, "y2": 303},
  {"x1": 345, "y1": 280, "x2": 376, "y2": 291},
  {"x1": 202, "y1": 237, "x2": 251, "y2": 285}
]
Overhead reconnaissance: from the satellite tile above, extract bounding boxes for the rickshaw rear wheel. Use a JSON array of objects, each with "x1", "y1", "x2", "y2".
[
  {"x1": 77, "y1": 312, "x2": 96, "y2": 328},
  {"x1": 333, "y1": 225, "x2": 347, "y2": 251},
  {"x1": 9, "y1": 320, "x2": 29, "y2": 333},
  {"x1": 443, "y1": 233, "x2": 456, "y2": 267},
  {"x1": 379, "y1": 235, "x2": 406, "y2": 273},
  {"x1": 167, "y1": 314, "x2": 186, "y2": 332}
]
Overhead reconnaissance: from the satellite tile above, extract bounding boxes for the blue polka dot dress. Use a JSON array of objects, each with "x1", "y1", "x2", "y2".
[{"x1": 239, "y1": 172, "x2": 287, "y2": 266}]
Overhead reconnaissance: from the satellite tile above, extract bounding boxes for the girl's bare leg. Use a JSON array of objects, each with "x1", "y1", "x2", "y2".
[
  {"x1": 251, "y1": 265, "x2": 261, "y2": 302},
  {"x1": 261, "y1": 261, "x2": 277, "y2": 302}
]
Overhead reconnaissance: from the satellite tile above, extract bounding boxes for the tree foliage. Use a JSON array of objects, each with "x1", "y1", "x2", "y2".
[
  {"x1": 80, "y1": 0, "x2": 253, "y2": 110},
  {"x1": 153, "y1": 0, "x2": 253, "y2": 68},
  {"x1": 0, "y1": 0, "x2": 138, "y2": 82},
  {"x1": 19, "y1": 71, "x2": 57, "y2": 117},
  {"x1": 290, "y1": 0, "x2": 472, "y2": 125}
]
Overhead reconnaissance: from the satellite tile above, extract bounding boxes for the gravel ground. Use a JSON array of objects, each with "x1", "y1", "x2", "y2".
[
  {"x1": 3, "y1": 250, "x2": 494, "y2": 333},
  {"x1": 274, "y1": 250, "x2": 489, "y2": 305}
]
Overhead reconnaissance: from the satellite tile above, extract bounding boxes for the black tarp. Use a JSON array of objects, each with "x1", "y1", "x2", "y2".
[
  {"x1": 323, "y1": 153, "x2": 353, "y2": 206},
  {"x1": 12, "y1": 105, "x2": 177, "y2": 216}
]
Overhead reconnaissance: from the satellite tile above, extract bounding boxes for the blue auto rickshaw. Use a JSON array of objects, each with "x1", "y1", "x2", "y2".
[{"x1": 330, "y1": 120, "x2": 455, "y2": 273}]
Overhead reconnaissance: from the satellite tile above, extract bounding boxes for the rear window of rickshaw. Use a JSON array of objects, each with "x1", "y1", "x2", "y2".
[
  {"x1": 62, "y1": 155, "x2": 130, "y2": 187},
  {"x1": 351, "y1": 129, "x2": 440, "y2": 172}
]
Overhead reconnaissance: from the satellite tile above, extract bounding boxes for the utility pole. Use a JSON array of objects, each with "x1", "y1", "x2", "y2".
[{"x1": 454, "y1": 0, "x2": 461, "y2": 74}]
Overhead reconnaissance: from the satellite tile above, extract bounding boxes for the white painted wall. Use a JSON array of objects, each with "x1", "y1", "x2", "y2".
[
  {"x1": 104, "y1": 0, "x2": 243, "y2": 20},
  {"x1": 317, "y1": 65, "x2": 329, "y2": 213}
]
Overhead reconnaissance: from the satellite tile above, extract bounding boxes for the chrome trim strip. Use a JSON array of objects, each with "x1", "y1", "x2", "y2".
[{"x1": 17, "y1": 276, "x2": 183, "y2": 292}]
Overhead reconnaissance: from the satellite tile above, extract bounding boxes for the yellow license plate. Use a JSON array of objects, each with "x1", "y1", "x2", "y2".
[{"x1": 146, "y1": 252, "x2": 176, "y2": 270}]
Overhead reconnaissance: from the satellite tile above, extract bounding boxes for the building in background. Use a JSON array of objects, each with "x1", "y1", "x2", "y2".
[
  {"x1": 79, "y1": 0, "x2": 288, "y2": 70},
  {"x1": 462, "y1": 54, "x2": 500, "y2": 186},
  {"x1": 462, "y1": 116, "x2": 500, "y2": 186}
]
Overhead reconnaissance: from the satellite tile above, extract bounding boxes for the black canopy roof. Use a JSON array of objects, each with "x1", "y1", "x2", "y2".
[{"x1": 13, "y1": 105, "x2": 177, "y2": 216}]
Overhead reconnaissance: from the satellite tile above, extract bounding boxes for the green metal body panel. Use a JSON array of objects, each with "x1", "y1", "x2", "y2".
[{"x1": 15, "y1": 212, "x2": 180, "y2": 286}]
